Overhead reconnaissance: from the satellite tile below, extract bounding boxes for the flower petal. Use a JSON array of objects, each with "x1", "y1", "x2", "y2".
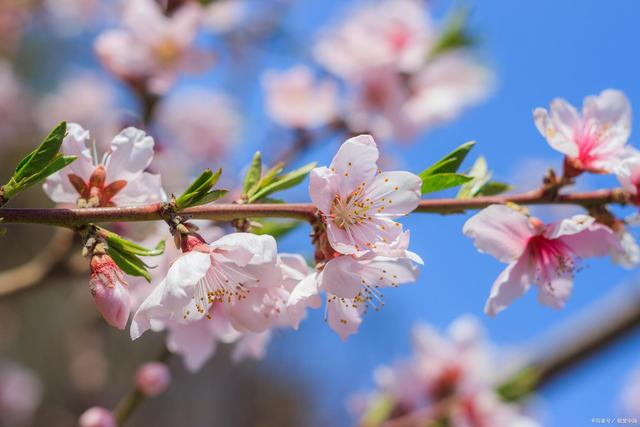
[
  {"x1": 364, "y1": 171, "x2": 422, "y2": 217},
  {"x1": 583, "y1": 89, "x2": 631, "y2": 139},
  {"x1": 484, "y1": 257, "x2": 531, "y2": 316},
  {"x1": 463, "y1": 205, "x2": 534, "y2": 263},
  {"x1": 105, "y1": 127, "x2": 155, "y2": 182},
  {"x1": 309, "y1": 166, "x2": 340, "y2": 213},
  {"x1": 326, "y1": 294, "x2": 364, "y2": 341},
  {"x1": 111, "y1": 172, "x2": 165, "y2": 206},
  {"x1": 330, "y1": 134, "x2": 379, "y2": 197},
  {"x1": 287, "y1": 273, "x2": 321, "y2": 329},
  {"x1": 536, "y1": 273, "x2": 573, "y2": 309}
]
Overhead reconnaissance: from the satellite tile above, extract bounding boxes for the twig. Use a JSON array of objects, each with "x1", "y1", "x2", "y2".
[
  {"x1": 0, "y1": 188, "x2": 633, "y2": 228},
  {"x1": 0, "y1": 228, "x2": 75, "y2": 296}
]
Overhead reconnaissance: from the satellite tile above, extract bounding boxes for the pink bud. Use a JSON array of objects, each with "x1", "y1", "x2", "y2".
[
  {"x1": 89, "y1": 255, "x2": 131, "y2": 330},
  {"x1": 135, "y1": 362, "x2": 171, "y2": 397},
  {"x1": 78, "y1": 406, "x2": 116, "y2": 427}
]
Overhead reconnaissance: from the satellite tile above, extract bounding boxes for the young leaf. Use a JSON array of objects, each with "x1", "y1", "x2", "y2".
[
  {"x1": 247, "y1": 162, "x2": 285, "y2": 199},
  {"x1": 249, "y1": 162, "x2": 316, "y2": 202},
  {"x1": 243, "y1": 151, "x2": 262, "y2": 195},
  {"x1": 99, "y1": 228, "x2": 165, "y2": 256},
  {"x1": 175, "y1": 168, "x2": 223, "y2": 209},
  {"x1": 457, "y1": 156, "x2": 490, "y2": 199},
  {"x1": 14, "y1": 122, "x2": 67, "y2": 181},
  {"x1": 190, "y1": 189, "x2": 228, "y2": 206},
  {"x1": 251, "y1": 220, "x2": 303, "y2": 239},
  {"x1": 420, "y1": 141, "x2": 476, "y2": 178},
  {"x1": 421, "y1": 173, "x2": 472, "y2": 194},
  {"x1": 359, "y1": 394, "x2": 394, "y2": 427},
  {"x1": 108, "y1": 247, "x2": 152, "y2": 282},
  {"x1": 429, "y1": 7, "x2": 475, "y2": 59},
  {"x1": 476, "y1": 181, "x2": 511, "y2": 197},
  {"x1": 18, "y1": 155, "x2": 77, "y2": 189}
]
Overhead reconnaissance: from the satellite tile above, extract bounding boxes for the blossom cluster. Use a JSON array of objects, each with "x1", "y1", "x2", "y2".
[
  {"x1": 465, "y1": 90, "x2": 640, "y2": 315},
  {"x1": 353, "y1": 316, "x2": 540, "y2": 427}
]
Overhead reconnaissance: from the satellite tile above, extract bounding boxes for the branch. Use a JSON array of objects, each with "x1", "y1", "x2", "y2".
[{"x1": 0, "y1": 188, "x2": 633, "y2": 227}]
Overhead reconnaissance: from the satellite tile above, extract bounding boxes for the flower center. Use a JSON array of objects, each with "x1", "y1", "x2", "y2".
[
  {"x1": 153, "y1": 39, "x2": 181, "y2": 64},
  {"x1": 68, "y1": 166, "x2": 127, "y2": 208},
  {"x1": 528, "y1": 235, "x2": 575, "y2": 284},
  {"x1": 329, "y1": 184, "x2": 372, "y2": 230}
]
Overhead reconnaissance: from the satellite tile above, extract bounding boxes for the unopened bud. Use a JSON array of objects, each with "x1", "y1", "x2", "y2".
[
  {"x1": 135, "y1": 362, "x2": 171, "y2": 397},
  {"x1": 89, "y1": 255, "x2": 131, "y2": 330},
  {"x1": 78, "y1": 407, "x2": 116, "y2": 427}
]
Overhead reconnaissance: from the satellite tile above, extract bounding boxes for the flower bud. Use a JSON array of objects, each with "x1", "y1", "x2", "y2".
[
  {"x1": 89, "y1": 254, "x2": 131, "y2": 330},
  {"x1": 78, "y1": 407, "x2": 116, "y2": 427},
  {"x1": 135, "y1": 362, "x2": 171, "y2": 397}
]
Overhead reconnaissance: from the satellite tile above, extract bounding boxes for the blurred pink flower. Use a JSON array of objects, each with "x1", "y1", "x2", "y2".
[
  {"x1": 89, "y1": 254, "x2": 131, "y2": 330},
  {"x1": 262, "y1": 66, "x2": 338, "y2": 129},
  {"x1": 0, "y1": 362, "x2": 42, "y2": 427},
  {"x1": 0, "y1": 60, "x2": 30, "y2": 142},
  {"x1": 153, "y1": 89, "x2": 241, "y2": 160},
  {"x1": 78, "y1": 407, "x2": 116, "y2": 427},
  {"x1": 534, "y1": 89, "x2": 631, "y2": 174},
  {"x1": 309, "y1": 135, "x2": 422, "y2": 254},
  {"x1": 43, "y1": 124, "x2": 165, "y2": 207},
  {"x1": 37, "y1": 73, "x2": 122, "y2": 150},
  {"x1": 464, "y1": 205, "x2": 618, "y2": 315},
  {"x1": 94, "y1": 0, "x2": 211, "y2": 94},
  {"x1": 135, "y1": 362, "x2": 170, "y2": 397},
  {"x1": 0, "y1": 2, "x2": 30, "y2": 55},
  {"x1": 131, "y1": 233, "x2": 284, "y2": 340},
  {"x1": 42, "y1": 0, "x2": 114, "y2": 36},
  {"x1": 616, "y1": 150, "x2": 640, "y2": 195},
  {"x1": 355, "y1": 317, "x2": 540, "y2": 426},
  {"x1": 314, "y1": 0, "x2": 434, "y2": 79},
  {"x1": 202, "y1": 0, "x2": 246, "y2": 33}
]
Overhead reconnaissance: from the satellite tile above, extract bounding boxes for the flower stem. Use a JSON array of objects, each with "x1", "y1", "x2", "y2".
[
  {"x1": 0, "y1": 189, "x2": 633, "y2": 228},
  {"x1": 113, "y1": 346, "x2": 172, "y2": 426}
]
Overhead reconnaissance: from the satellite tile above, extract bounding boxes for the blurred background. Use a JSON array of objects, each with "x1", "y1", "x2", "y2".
[{"x1": 1, "y1": 0, "x2": 640, "y2": 426}]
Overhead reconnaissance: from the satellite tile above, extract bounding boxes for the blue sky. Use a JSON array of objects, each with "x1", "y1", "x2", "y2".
[{"x1": 245, "y1": 1, "x2": 640, "y2": 426}]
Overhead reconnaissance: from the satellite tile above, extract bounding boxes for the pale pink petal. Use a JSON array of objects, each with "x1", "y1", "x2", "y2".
[
  {"x1": 104, "y1": 127, "x2": 155, "y2": 182},
  {"x1": 583, "y1": 89, "x2": 631, "y2": 138},
  {"x1": 326, "y1": 294, "x2": 364, "y2": 341},
  {"x1": 484, "y1": 257, "x2": 531, "y2": 316},
  {"x1": 279, "y1": 253, "x2": 311, "y2": 292},
  {"x1": 463, "y1": 205, "x2": 534, "y2": 263},
  {"x1": 320, "y1": 256, "x2": 364, "y2": 298},
  {"x1": 359, "y1": 255, "x2": 419, "y2": 288},
  {"x1": 168, "y1": 2, "x2": 203, "y2": 48},
  {"x1": 615, "y1": 154, "x2": 640, "y2": 194},
  {"x1": 330, "y1": 134, "x2": 379, "y2": 197},
  {"x1": 533, "y1": 106, "x2": 579, "y2": 158},
  {"x1": 557, "y1": 222, "x2": 617, "y2": 259},
  {"x1": 111, "y1": 172, "x2": 165, "y2": 206},
  {"x1": 62, "y1": 123, "x2": 94, "y2": 178},
  {"x1": 287, "y1": 273, "x2": 321, "y2": 329},
  {"x1": 309, "y1": 166, "x2": 340, "y2": 213},
  {"x1": 231, "y1": 331, "x2": 271, "y2": 362},
  {"x1": 224, "y1": 288, "x2": 275, "y2": 332},
  {"x1": 543, "y1": 215, "x2": 596, "y2": 239},
  {"x1": 536, "y1": 273, "x2": 573, "y2": 309},
  {"x1": 364, "y1": 171, "x2": 422, "y2": 216},
  {"x1": 209, "y1": 233, "x2": 278, "y2": 268},
  {"x1": 611, "y1": 229, "x2": 640, "y2": 269}
]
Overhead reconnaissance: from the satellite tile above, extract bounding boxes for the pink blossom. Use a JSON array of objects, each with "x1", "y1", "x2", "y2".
[
  {"x1": 314, "y1": 0, "x2": 434, "y2": 79},
  {"x1": 89, "y1": 254, "x2": 131, "y2": 330},
  {"x1": 0, "y1": 362, "x2": 42, "y2": 427},
  {"x1": 288, "y1": 249, "x2": 421, "y2": 340},
  {"x1": 94, "y1": 0, "x2": 211, "y2": 94},
  {"x1": 463, "y1": 205, "x2": 618, "y2": 315},
  {"x1": 130, "y1": 233, "x2": 283, "y2": 340},
  {"x1": 534, "y1": 89, "x2": 631, "y2": 174},
  {"x1": 78, "y1": 407, "x2": 116, "y2": 427},
  {"x1": 0, "y1": 60, "x2": 30, "y2": 142},
  {"x1": 153, "y1": 89, "x2": 241, "y2": 160},
  {"x1": 309, "y1": 135, "x2": 422, "y2": 254},
  {"x1": 202, "y1": 0, "x2": 246, "y2": 33},
  {"x1": 37, "y1": 73, "x2": 122, "y2": 151},
  {"x1": 43, "y1": 123, "x2": 165, "y2": 207},
  {"x1": 616, "y1": 150, "x2": 640, "y2": 196},
  {"x1": 135, "y1": 362, "x2": 170, "y2": 397},
  {"x1": 262, "y1": 66, "x2": 338, "y2": 129}
]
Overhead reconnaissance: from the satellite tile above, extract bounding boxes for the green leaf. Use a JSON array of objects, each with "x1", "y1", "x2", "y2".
[
  {"x1": 457, "y1": 155, "x2": 490, "y2": 199},
  {"x1": 429, "y1": 7, "x2": 475, "y2": 59},
  {"x1": 420, "y1": 141, "x2": 475, "y2": 178},
  {"x1": 360, "y1": 394, "x2": 394, "y2": 427},
  {"x1": 18, "y1": 155, "x2": 77, "y2": 189},
  {"x1": 14, "y1": 122, "x2": 67, "y2": 181},
  {"x1": 249, "y1": 162, "x2": 316, "y2": 202},
  {"x1": 497, "y1": 366, "x2": 541, "y2": 402},
  {"x1": 100, "y1": 228, "x2": 165, "y2": 256},
  {"x1": 190, "y1": 189, "x2": 228, "y2": 207},
  {"x1": 252, "y1": 220, "x2": 303, "y2": 239},
  {"x1": 243, "y1": 151, "x2": 262, "y2": 195},
  {"x1": 477, "y1": 181, "x2": 511, "y2": 197},
  {"x1": 421, "y1": 173, "x2": 472, "y2": 194},
  {"x1": 108, "y1": 247, "x2": 152, "y2": 282},
  {"x1": 247, "y1": 163, "x2": 284, "y2": 198},
  {"x1": 176, "y1": 168, "x2": 223, "y2": 209}
]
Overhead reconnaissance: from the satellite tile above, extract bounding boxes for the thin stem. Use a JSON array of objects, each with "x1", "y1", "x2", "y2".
[
  {"x1": 0, "y1": 188, "x2": 633, "y2": 228},
  {"x1": 113, "y1": 346, "x2": 172, "y2": 426}
]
